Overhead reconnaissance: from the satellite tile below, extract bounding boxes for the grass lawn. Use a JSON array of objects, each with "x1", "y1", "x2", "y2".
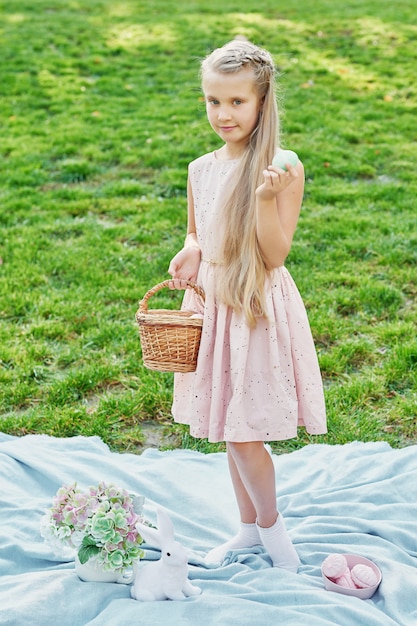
[{"x1": 0, "y1": 0, "x2": 416, "y2": 453}]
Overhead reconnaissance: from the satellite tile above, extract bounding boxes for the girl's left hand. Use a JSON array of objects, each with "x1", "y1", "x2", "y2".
[
  {"x1": 167, "y1": 246, "x2": 201, "y2": 290},
  {"x1": 255, "y1": 163, "x2": 299, "y2": 201}
]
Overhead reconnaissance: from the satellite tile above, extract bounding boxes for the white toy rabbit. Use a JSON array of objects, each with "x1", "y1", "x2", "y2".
[{"x1": 130, "y1": 507, "x2": 202, "y2": 601}]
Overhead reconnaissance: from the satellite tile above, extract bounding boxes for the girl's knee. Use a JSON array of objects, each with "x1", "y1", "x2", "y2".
[{"x1": 227, "y1": 441, "x2": 265, "y2": 462}]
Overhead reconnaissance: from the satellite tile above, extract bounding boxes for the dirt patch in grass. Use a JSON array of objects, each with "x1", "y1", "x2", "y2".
[{"x1": 134, "y1": 420, "x2": 181, "y2": 452}]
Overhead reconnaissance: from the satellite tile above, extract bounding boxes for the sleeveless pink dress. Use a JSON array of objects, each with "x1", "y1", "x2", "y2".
[{"x1": 172, "y1": 151, "x2": 327, "y2": 443}]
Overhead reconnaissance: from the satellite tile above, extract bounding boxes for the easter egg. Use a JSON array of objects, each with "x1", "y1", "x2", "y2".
[
  {"x1": 322, "y1": 553, "x2": 348, "y2": 579},
  {"x1": 351, "y1": 564, "x2": 378, "y2": 589},
  {"x1": 272, "y1": 149, "x2": 299, "y2": 171}
]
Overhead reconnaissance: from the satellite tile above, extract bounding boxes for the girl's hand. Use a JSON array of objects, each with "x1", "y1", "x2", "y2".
[
  {"x1": 255, "y1": 162, "x2": 299, "y2": 201},
  {"x1": 168, "y1": 246, "x2": 201, "y2": 289}
]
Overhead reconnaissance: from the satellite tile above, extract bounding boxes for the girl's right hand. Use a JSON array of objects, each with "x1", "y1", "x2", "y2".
[
  {"x1": 168, "y1": 246, "x2": 201, "y2": 289},
  {"x1": 256, "y1": 162, "x2": 299, "y2": 201}
]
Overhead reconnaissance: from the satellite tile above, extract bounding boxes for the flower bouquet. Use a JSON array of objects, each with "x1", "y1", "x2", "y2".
[{"x1": 40, "y1": 482, "x2": 146, "y2": 574}]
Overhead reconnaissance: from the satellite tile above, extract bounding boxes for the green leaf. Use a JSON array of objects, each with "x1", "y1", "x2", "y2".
[
  {"x1": 81, "y1": 535, "x2": 98, "y2": 548},
  {"x1": 78, "y1": 543, "x2": 100, "y2": 565}
]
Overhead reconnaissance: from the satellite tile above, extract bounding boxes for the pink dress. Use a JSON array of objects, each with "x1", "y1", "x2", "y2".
[{"x1": 172, "y1": 151, "x2": 327, "y2": 443}]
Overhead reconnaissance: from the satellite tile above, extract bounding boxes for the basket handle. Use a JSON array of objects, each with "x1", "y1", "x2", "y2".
[{"x1": 138, "y1": 280, "x2": 205, "y2": 314}]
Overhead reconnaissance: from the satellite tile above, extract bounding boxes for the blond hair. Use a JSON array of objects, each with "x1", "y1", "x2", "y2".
[{"x1": 201, "y1": 40, "x2": 280, "y2": 326}]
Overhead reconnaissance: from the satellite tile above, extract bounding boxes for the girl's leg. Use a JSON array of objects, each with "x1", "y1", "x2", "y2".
[
  {"x1": 227, "y1": 441, "x2": 300, "y2": 572},
  {"x1": 204, "y1": 446, "x2": 261, "y2": 564},
  {"x1": 227, "y1": 444, "x2": 257, "y2": 523},
  {"x1": 227, "y1": 441, "x2": 277, "y2": 527}
]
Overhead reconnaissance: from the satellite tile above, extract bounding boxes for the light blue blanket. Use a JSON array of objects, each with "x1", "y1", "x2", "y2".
[{"x1": 0, "y1": 433, "x2": 416, "y2": 625}]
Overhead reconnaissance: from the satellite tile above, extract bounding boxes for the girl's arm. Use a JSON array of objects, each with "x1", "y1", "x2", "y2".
[
  {"x1": 168, "y1": 177, "x2": 201, "y2": 285},
  {"x1": 255, "y1": 160, "x2": 304, "y2": 269}
]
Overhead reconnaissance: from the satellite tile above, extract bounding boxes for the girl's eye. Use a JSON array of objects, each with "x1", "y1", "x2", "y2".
[
  {"x1": 233, "y1": 99, "x2": 242, "y2": 105},
  {"x1": 208, "y1": 99, "x2": 219, "y2": 105}
]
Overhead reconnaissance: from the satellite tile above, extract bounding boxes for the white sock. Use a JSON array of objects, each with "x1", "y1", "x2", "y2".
[
  {"x1": 257, "y1": 514, "x2": 300, "y2": 572},
  {"x1": 205, "y1": 522, "x2": 261, "y2": 564}
]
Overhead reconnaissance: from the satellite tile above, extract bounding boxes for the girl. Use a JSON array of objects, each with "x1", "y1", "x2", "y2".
[{"x1": 168, "y1": 39, "x2": 327, "y2": 572}]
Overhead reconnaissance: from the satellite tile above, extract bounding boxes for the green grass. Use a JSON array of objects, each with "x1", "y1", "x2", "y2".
[{"x1": 0, "y1": 0, "x2": 416, "y2": 453}]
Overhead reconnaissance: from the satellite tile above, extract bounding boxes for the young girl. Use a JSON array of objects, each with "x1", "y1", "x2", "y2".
[{"x1": 168, "y1": 39, "x2": 327, "y2": 572}]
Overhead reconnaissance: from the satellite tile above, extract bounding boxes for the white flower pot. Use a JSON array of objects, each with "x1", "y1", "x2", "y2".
[{"x1": 75, "y1": 555, "x2": 135, "y2": 584}]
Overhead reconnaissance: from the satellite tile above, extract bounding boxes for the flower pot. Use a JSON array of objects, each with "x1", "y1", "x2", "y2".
[{"x1": 75, "y1": 555, "x2": 135, "y2": 584}]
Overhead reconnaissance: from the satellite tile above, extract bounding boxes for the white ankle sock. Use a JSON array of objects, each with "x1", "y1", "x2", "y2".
[
  {"x1": 205, "y1": 522, "x2": 261, "y2": 564},
  {"x1": 257, "y1": 514, "x2": 300, "y2": 572}
]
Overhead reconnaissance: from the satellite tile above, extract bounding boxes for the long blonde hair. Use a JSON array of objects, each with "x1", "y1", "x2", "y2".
[{"x1": 201, "y1": 40, "x2": 280, "y2": 326}]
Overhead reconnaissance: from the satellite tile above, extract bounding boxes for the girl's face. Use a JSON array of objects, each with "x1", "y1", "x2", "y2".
[{"x1": 202, "y1": 67, "x2": 262, "y2": 155}]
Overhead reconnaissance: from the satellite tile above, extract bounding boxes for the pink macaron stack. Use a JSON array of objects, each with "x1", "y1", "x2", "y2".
[{"x1": 321, "y1": 553, "x2": 382, "y2": 599}]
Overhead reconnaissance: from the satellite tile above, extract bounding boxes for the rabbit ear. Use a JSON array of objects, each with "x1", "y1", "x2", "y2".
[
  {"x1": 155, "y1": 507, "x2": 175, "y2": 544},
  {"x1": 136, "y1": 520, "x2": 161, "y2": 548},
  {"x1": 135, "y1": 507, "x2": 175, "y2": 549}
]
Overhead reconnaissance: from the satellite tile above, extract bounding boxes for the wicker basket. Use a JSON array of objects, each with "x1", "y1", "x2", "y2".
[{"x1": 136, "y1": 280, "x2": 205, "y2": 373}]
